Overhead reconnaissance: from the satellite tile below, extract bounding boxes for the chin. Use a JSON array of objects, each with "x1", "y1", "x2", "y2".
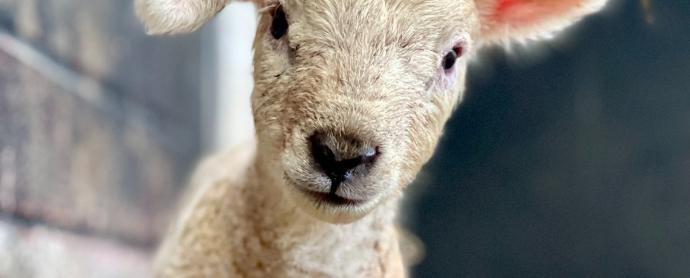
[{"x1": 283, "y1": 178, "x2": 386, "y2": 224}]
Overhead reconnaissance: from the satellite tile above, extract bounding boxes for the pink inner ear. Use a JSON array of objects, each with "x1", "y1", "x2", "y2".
[
  {"x1": 496, "y1": 0, "x2": 520, "y2": 14},
  {"x1": 493, "y1": 0, "x2": 580, "y2": 25}
]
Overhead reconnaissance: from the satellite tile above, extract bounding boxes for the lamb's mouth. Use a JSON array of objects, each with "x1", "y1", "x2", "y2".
[
  {"x1": 297, "y1": 187, "x2": 367, "y2": 207},
  {"x1": 284, "y1": 173, "x2": 370, "y2": 207}
]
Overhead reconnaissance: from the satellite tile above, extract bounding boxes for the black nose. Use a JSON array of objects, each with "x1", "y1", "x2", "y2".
[{"x1": 309, "y1": 132, "x2": 379, "y2": 188}]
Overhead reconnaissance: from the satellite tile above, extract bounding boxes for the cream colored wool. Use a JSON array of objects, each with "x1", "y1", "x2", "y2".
[{"x1": 136, "y1": 0, "x2": 608, "y2": 276}]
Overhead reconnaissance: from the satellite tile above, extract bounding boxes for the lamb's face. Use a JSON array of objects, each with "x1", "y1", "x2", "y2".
[
  {"x1": 252, "y1": 0, "x2": 479, "y2": 223},
  {"x1": 136, "y1": 0, "x2": 608, "y2": 224}
]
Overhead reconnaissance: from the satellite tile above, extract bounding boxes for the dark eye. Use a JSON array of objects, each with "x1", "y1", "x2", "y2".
[
  {"x1": 442, "y1": 46, "x2": 464, "y2": 71},
  {"x1": 271, "y1": 6, "x2": 288, "y2": 39}
]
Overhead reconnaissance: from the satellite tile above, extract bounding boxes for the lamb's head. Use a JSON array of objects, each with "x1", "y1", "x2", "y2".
[{"x1": 136, "y1": 0, "x2": 607, "y2": 223}]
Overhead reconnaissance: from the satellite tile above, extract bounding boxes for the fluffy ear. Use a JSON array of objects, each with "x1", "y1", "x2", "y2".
[
  {"x1": 474, "y1": 0, "x2": 608, "y2": 45},
  {"x1": 135, "y1": 0, "x2": 232, "y2": 35}
]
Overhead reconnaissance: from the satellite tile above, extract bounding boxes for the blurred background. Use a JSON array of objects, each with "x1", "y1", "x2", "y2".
[{"x1": 0, "y1": 0, "x2": 687, "y2": 277}]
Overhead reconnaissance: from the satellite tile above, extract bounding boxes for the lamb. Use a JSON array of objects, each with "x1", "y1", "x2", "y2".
[{"x1": 136, "y1": 0, "x2": 608, "y2": 276}]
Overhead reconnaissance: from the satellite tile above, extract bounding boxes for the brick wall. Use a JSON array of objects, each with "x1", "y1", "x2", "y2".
[{"x1": 0, "y1": 0, "x2": 203, "y2": 276}]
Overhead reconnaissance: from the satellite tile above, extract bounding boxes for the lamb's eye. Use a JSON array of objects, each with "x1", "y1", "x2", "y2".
[
  {"x1": 442, "y1": 46, "x2": 464, "y2": 71},
  {"x1": 271, "y1": 6, "x2": 288, "y2": 39}
]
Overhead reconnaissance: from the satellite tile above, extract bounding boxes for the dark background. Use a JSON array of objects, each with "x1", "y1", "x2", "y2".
[{"x1": 410, "y1": 1, "x2": 690, "y2": 277}]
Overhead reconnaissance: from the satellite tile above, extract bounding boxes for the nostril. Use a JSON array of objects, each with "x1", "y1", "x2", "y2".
[
  {"x1": 361, "y1": 146, "x2": 380, "y2": 164},
  {"x1": 309, "y1": 133, "x2": 337, "y2": 169}
]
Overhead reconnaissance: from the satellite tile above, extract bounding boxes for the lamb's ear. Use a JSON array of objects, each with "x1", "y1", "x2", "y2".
[
  {"x1": 135, "y1": 0, "x2": 240, "y2": 35},
  {"x1": 474, "y1": 0, "x2": 608, "y2": 45}
]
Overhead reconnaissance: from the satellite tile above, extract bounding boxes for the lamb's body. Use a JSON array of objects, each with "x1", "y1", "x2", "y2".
[{"x1": 155, "y1": 141, "x2": 405, "y2": 277}]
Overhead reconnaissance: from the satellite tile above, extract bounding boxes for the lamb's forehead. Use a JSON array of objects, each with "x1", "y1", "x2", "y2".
[{"x1": 282, "y1": 0, "x2": 478, "y2": 46}]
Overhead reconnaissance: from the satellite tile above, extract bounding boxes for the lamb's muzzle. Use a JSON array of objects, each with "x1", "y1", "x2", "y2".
[
  {"x1": 309, "y1": 131, "x2": 380, "y2": 187},
  {"x1": 300, "y1": 130, "x2": 381, "y2": 205}
]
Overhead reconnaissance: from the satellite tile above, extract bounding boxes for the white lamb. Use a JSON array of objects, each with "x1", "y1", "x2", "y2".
[{"x1": 136, "y1": 0, "x2": 609, "y2": 276}]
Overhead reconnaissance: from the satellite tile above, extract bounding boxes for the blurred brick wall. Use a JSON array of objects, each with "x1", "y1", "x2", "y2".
[{"x1": 0, "y1": 0, "x2": 203, "y2": 276}]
